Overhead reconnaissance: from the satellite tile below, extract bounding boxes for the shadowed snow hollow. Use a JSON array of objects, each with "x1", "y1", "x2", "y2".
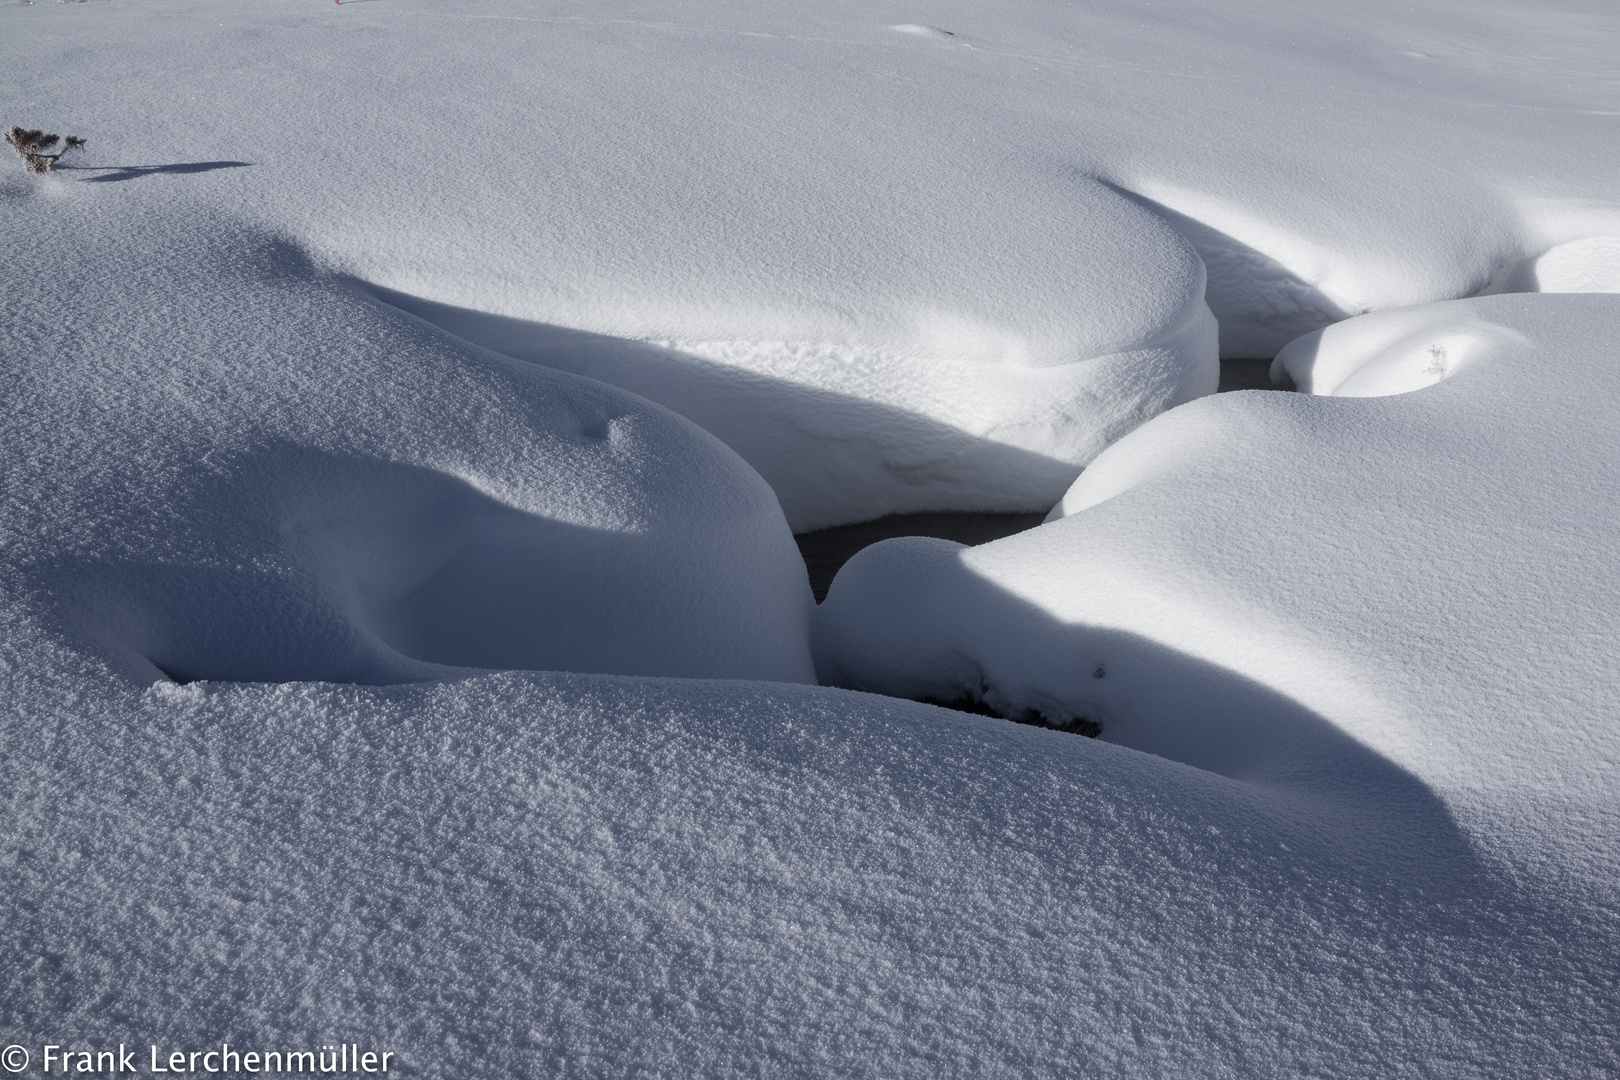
[{"x1": 369, "y1": 280, "x2": 1216, "y2": 532}]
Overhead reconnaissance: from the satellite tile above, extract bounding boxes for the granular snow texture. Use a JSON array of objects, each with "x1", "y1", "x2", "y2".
[{"x1": 0, "y1": 196, "x2": 816, "y2": 687}]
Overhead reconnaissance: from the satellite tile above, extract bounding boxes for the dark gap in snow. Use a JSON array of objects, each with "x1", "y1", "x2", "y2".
[
  {"x1": 796, "y1": 511, "x2": 1046, "y2": 603},
  {"x1": 150, "y1": 661, "x2": 197, "y2": 686},
  {"x1": 796, "y1": 357, "x2": 1290, "y2": 600},
  {"x1": 798, "y1": 356, "x2": 1289, "y2": 731},
  {"x1": 922, "y1": 694, "x2": 1102, "y2": 737},
  {"x1": 1218, "y1": 357, "x2": 1293, "y2": 392}
]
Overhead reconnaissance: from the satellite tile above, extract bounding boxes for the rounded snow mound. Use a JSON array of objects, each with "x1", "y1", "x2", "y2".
[
  {"x1": 1, "y1": 200, "x2": 816, "y2": 687},
  {"x1": 1484, "y1": 235, "x2": 1620, "y2": 295},
  {"x1": 371, "y1": 183, "x2": 1219, "y2": 532},
  {"x1": 1269, "y1": 305, "x2": 1521, "y2": 397},
  {"x1": 816, "y1": 294, "x2": 1620, "y2": 898}
]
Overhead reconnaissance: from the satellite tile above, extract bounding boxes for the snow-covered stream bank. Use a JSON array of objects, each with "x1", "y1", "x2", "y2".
[{"x1": 4, "y1": 0, "x2": 1620, "y2": 1076}]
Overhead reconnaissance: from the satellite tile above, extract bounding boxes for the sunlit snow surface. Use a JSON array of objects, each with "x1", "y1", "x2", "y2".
[{"x1": 3, "y1": 0, "x2": 1620, "y2": 1075}]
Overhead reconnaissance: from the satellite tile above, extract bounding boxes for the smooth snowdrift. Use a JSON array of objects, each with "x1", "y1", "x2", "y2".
[
  {"x1": 0, "y1": 193, "x2": 815, "y2": 686},
  {"x1": 817, "y1": 293, "x2": 1620, "y2": 902},
  {"x1": 6, "y1": 0, "x2": 1618, "y2": 524},
  {"x1": 1484, "y1": 235, "x2": 1620, "y2": 296},
  {"x1": 4, "y1": 248, "x2": 1617, "y2": 1070}
]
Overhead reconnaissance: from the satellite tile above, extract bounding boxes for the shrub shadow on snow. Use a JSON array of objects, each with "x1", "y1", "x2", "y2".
[
  {"x1": 38, "y1": 445, "x2": 811, "y2": 687},
  {"x1": 69, "y1": 161, "x2": 253, "y2": 183},
  {"x1": 362, "y1": 284, "x2": 1103, "y2": 531}
]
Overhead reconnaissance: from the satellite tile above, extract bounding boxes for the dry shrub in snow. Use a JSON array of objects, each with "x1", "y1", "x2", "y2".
[{"x1": 5, "y1": 127, "x2": 85, "y2": 173}]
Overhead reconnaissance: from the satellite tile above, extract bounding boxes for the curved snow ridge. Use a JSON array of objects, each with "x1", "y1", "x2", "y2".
[
  {"x1": 657, "y1": 320, "x2": 1218, "y2": 528},
  {"x1": 69, "y1": 445, "x2": 815, "y2": 687},
  {"x1": 1050, "y1": 306, "x2": 1523, "y2": 526},
  {"x1": 1483, "y1": 197, "x2": 1620, "y2": 296},
  {"x1": 811, "y1": 524, "x2": 1394, "y2": 798},
  {"x1": 377, "y1": 285, "x2": 1219, "y2": 532},
  {"x1": 1118, "y1": 180, "x2": 1527, "y2": 359},
  {"x1": 1120, "y1": 184, "x2": 1620, "y2": 360},
  {"x1": 1484, "y1": 235, "x2": 1620, "y2": 295}
]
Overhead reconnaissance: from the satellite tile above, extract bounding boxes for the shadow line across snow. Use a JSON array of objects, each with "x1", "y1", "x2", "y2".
[
  {"x1": 1103, "y1": 180, "x2": 1351, "y2": 358},
  {"x1": 64, "y1": 161, "x2": 255, "y2": 183},
  {"x1": 49, "y1": 257, "x2": 1500, "y2": 919},
  {"x1": 362, "y1": 278, "x2": 1489, "y2": 898}
]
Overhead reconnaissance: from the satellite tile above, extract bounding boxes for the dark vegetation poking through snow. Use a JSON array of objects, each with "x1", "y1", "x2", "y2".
[
  {"x1": 922, "y1": 692, "x2": 1104, "y2": 738},
  {"x1": 6, "y1": 126, "x2": 84, "y2": 173}
]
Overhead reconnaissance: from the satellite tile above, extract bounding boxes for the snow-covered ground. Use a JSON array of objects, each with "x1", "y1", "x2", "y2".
[{"x1": 3, "y1": 0, "x2": 1618, "y2": 1075}]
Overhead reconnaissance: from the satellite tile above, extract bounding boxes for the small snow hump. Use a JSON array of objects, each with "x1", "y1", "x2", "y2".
[{"x1": 889, "y1": 24, "x2": 955, "y2": 40}]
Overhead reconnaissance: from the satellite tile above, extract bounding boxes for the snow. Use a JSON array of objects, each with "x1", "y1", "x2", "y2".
[
  {"x1": 0, "y1": 196, "x2": 816, "y2": 686},
  {"x1": 6, "y1": 667, "x2": 1617, "y2": 1075},
  {"x1": 817, "y1": 292, "x2": 1620, "y2": 902},
  {"x1": 8, "y1": 0, "x2": 1617, "y2": 526},
  {"x1": 3, "y1": 0, "x2": 1620, "y2": 1074},
  {"x1": 1485, "y1": 235, "x2": 1620, "y2": 295}
]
